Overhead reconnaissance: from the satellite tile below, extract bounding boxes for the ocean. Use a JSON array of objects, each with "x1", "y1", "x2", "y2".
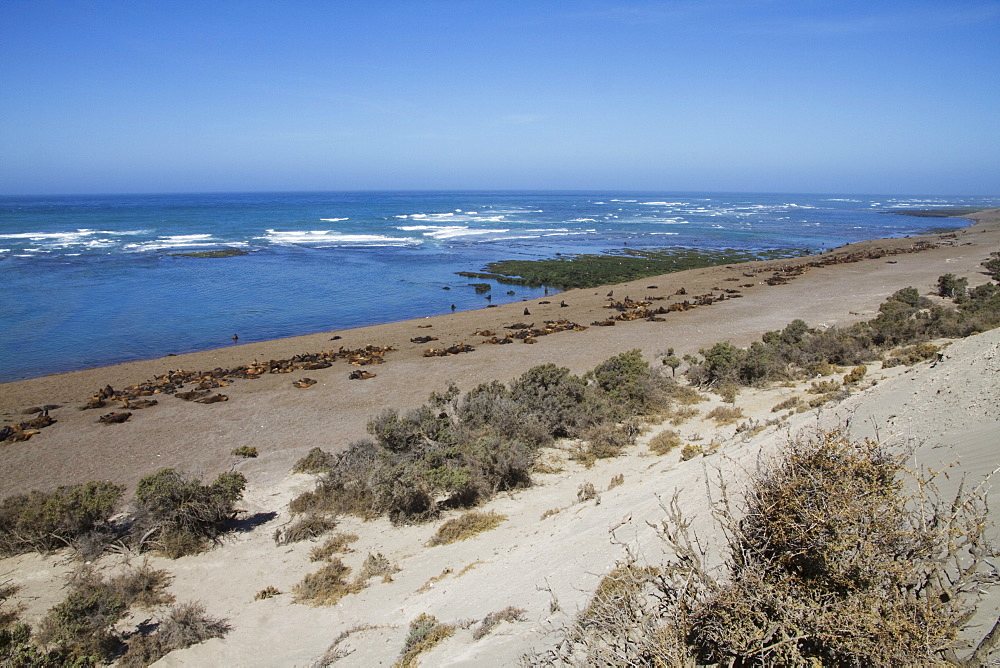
[{"x1": 1, "y1": 191, "x2": 995, "y2": 382}]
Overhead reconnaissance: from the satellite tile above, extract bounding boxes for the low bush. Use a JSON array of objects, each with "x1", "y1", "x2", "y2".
[
  {"x1": 680, "y1": 444, "x2": 703, "y2": 461},
  {"x1": 572, "y1": 422, "x2": 635, "y2": 467},
  {"x1": 230, "y1": 446, "x2": 258, "y2": 458},
  {"x1": 551, "y1": 429, "x2": 999, "y2": 666},
  {"x1": 356, "y1": 552, "x2": 399, "y2": 584},
  {"x1": 577, "y1": 482, "x2": 598, "y2": 504},
  {"x1": 292, "y1": 447, "x2": 337, "y2": 474},
  {"x1": 273, "y1": 513, "x2": 337, "y2": 546},
  {"x1": 984, "y1": 252, "x2": 1000, "y2": 281},
  {"x1": 706, "y1": 405, "x2": 743, "y2": 425},
  {"x1": 254, "y1": 586, "x2": 280, "y2": 601},
  {"x1": 771, "y1": 396, "x2": 802, "y2": 412},
  {"x1": 293, "y1": 558, "x2": 358, "y2": 606},
  {"x1": 118, "y1": 602, "x2": 229, "y2": 668},
  {"x1": 0, "y1": 480, "x2": 124, "y2": 556},
  {"x1": 647, "y1": 430, "x2": 682, "y2": 456},
  {"x1": 938, "y1": 273, "x2": 968, "y2": 299},
  {"x1": 842, "y1": 364, "x2": 867, "y2": 385},
  {"x1": 35, "y1": 564, "x2": 174, "y2": 663},
  {"x1": 607, "y1": 473, "x2": 625, "y2": 490},
  {"x1": 396, "y1": 613, "x2": 454, "y2": 668},
  {"x1": 131, "y1": 468, "x2": 246, "y2": 558},
  {"x1": 427, "y1": 511, "x2": 505, "y2": 547},
  {"x1": 310, "y1": 532, "x2": 359, "y2": 561},
  {"x1": 473, "y1": 606, "x2": 525, "y2": 640}
]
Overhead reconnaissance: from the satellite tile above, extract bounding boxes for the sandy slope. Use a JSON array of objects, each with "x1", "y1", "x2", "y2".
[{"x1": 1, "y1": 210, "x2": 998, "y2": 666}]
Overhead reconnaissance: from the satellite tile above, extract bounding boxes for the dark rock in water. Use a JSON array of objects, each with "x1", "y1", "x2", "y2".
[{"x1": 171, "y1": 248, "x2": 249, "y2": 258}]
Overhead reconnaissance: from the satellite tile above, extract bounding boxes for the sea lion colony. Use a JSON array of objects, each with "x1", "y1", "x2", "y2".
[{"x1": 0, "y1": 238, "x2": 943, "y2": 445}]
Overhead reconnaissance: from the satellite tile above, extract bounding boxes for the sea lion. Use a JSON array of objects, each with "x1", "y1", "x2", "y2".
[
  {"x1": 99, "y1": 411, "x2": 132, "y2": 424},
  {"x1": 349, "y1": 370, "x2": 376, "y2": 380},
  {"x1": 233, "y1": 334, "x2": 239, "y2": 343},
  {"x1": 524, "y1": 308, "x2": 531, "y2": 316},
  {"x1": 293, "y1": 378, "x2": 317, "y2": 388},
  {"x1": 176, "y1": 389, "x2": 210, "y2": 401},
  {"x1": 195, "y1": 394, "x2": 229, "y2": 404}
]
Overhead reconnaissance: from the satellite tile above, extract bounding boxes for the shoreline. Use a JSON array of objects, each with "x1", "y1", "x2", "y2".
[{"x1": 1, "y1": 209, "x2": 997, "y2": 497}]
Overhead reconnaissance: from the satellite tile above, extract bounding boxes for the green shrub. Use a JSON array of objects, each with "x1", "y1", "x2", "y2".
[
  {"x1": 36, "y1": 564, "x2": 174, "y2": 663},
  {"x1": 292, "y1": 447, "x2": 337, "y2": 474},
  {"x1": 510, "y1": 363, "x2": 591, "y2": 437},
  {"x1": 937, "y1": 273, "x2": 968, "y2": 299},
  {"x1": 427, "y1": 511, "x2": 505, "y2": 547},
  {"x1": 589, "y1": 349, "x2": 677, "y2": 418},
  {"x1": 983, "y1": 253, "x2": 1000, "y2": 281},
  {"x1": 132, "y1": 468, "x2": 246, "y2": 558},
  {"x1": 0, "y1": 480, "x2": 124, "y2": 556},
  {"x1": 230, "y1": 446, "x2": 258, "y2": 458}
]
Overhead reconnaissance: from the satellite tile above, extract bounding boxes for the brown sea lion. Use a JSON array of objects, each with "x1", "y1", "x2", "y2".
[
  {"x1": 99, "y1": 412, "x2": 131, "y2": 424},
  {"x1": 293, "y1": 378, "x2": 318, "y2": 388},
  {"x1": 195, "y1": 394, "x2": 229, "y2": 404}
]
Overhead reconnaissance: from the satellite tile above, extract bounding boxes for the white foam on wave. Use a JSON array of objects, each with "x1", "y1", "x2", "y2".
[
  {"x1": 646, "y1": 218, "x2": 688, "y2": 224},
  {"x1": 568, "y1": 218, "x2": 598, "y2": 223},
  {"x1": 260, "y1": 229, "x2": 417, "y2": 246},
  {"x1": 648, "y1": 232, "x2": 680, "y2": 235},
  {"x1": 610, "y1": 199, "x2": 637, "y2": 203},
  {"x1": 640, "y1": 201, "x2": 686, "y2": 206},
  {"x1": 319, "y1": 217, "x2": 349, "y2": 222}
]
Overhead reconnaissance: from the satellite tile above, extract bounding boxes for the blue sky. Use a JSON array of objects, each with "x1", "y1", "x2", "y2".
[{"x1": 1, "y1": 1, "x2": 998, "y2": 195}]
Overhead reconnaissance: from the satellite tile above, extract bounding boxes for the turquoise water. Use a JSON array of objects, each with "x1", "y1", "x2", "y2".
[{"x1": 1, "y1": 191, "x2": 994, "y2": 382}]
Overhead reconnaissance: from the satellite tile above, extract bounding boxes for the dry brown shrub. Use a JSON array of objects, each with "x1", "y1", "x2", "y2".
[
  {"x1": 891, "y1": 342, "x2": 942, "y2": 365},
  {"x1": 254, "y1": 586, "x2": 280, "y2": 601},
  {"x1": 705, "y1": 405, "x2": 743, "y2": 425},
  {"x1": 395, "y1": 613, "x2": 454, "y2": 668},
  {"x1": 292, "y1": 447, "x2": 336, "y2": 474},
  {"x1": 842, "y1": 364, "x2": 867, "y2": 385},
  {"x1": 293, "y1": 559, "x2": 360, "y2": 606},
  {"x1": 473, "y1": 606, "x2": 526, "y2": 640},
  {"x1": 607, "y1": 473, "x2": 625, "y2": 490},
  {"x1": 539, "y1": 507, "x2": 562, "y2": 520},
  {"x1": 808, "y1": 379, "x2": 841, "y2": 394},
  {"x1": 576, "y1": 482, "x2": 598, "y2": 504},
  {"x1": 119, "y1": 602, "x2": 229, "y2": 667},
  {"x1": 668, "y1": 405, "x2": 700, "y2": 425},
  {"x1": 309, "y1": 532, "x2": 359, "y2": 561},
  {"x1": 273, "y1": 513, "x2": 337, "y2": 546},
  {"x1": 547, "y1": 429, "x2": 1000, "y2": 666},
  {"x1": 771, "y1": 395, "x2": 802, "y2": 412},
  {"x1": 427, "y1": 511, "x2": 505, "y2": 547},
  {"x1": 679, "y1": 444, "x2": 703, "y2": 461},
  {"x1": 572, "y1": 422, "x2": 635, "y2": 467},
  {"x1": 648, "y1": 429, "x2": 682, "y2": 455},
  {"x1": 356, "y1": 552, "x2": 399, "y2": 584}
]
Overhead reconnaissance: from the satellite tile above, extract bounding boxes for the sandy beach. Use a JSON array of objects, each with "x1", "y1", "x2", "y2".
[
  {"x1": 2, "y1": 209, "x2": 998, "y2": 666},
  {"x1": 2, "y1": 210, "x2": 997, "y2": 497}
]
